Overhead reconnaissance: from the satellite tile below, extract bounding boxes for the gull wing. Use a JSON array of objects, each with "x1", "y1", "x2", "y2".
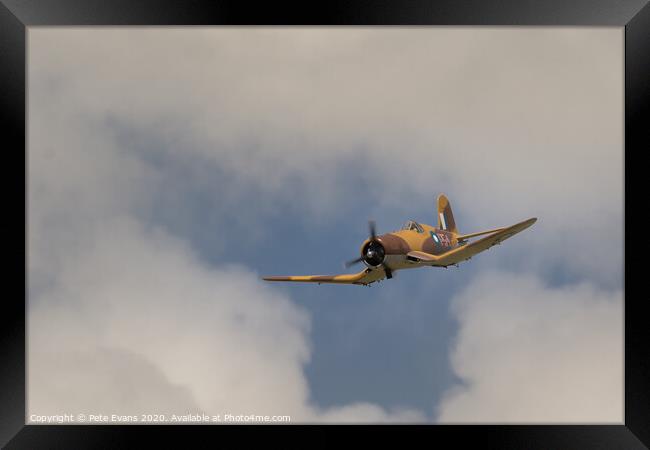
[
  {"x1": 408, "y1": 217, "x2": 537, "y2": 266},
  {"x1": 440, "y1": 217, "x2": 537, "y2": 265},
  {"x1": 262, "y1": 267, "x2": 386, "y2": 286}
]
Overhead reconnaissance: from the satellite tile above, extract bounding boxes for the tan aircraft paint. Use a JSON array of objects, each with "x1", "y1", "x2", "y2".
[{"x1": 263, "y1": 194, "x2": 536, "y2": 286}]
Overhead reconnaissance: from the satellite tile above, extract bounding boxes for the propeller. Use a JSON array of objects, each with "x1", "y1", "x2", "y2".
[
  {"x1": 344, "y1": 256, "x2": 365, "y2": 268},
  {"x1": 344, "y1": 220, "x2": 392, "y2": 279},
  {"x1": 368, "y1": 220, "x2": 377, "y2": 240},
  {"x1": 345, "y1": 220, "x2": 378, "y2": 268}
]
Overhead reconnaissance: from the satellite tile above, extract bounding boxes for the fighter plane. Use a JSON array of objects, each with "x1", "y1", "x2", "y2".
[{"x1": 263, "y1": 194, "x2": 536, "y2": 286}]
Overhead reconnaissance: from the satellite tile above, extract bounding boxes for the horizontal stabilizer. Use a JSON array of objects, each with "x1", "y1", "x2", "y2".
[{"x1": 456, "y1": 227, "x2": 507, "y2": 242}]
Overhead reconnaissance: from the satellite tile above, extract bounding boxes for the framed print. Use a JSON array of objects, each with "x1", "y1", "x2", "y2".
[{"x1": 1, "y1": 0, "x2": 648, "y2": 447}]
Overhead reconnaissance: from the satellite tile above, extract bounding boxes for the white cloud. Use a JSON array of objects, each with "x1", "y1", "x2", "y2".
[{"x1": 436, "y1": 271, "x2": 623, "y2": 423}]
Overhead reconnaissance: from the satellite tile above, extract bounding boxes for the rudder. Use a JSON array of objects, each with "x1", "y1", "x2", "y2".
[{"x1": 437, "y1": 194, "x2": 458, "y2": 234}]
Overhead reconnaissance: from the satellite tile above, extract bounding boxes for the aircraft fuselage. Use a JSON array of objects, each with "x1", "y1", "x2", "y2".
[{"x1": 361, "y1": 224, "x2": 460, "y2": 271}]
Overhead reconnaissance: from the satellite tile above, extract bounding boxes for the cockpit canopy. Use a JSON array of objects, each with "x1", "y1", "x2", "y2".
[{"x1": 401, "y1": 220, "x2": 424, "y2": 233}]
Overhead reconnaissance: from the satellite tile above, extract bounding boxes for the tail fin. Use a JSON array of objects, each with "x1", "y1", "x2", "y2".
[{"x1": 437, "y1": 194, "x2": 459, "y2": 234}]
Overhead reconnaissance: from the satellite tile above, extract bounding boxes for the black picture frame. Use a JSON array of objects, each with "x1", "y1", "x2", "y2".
[{"x1": 2, "y1": 1, "x2": 647, "y2": 447}]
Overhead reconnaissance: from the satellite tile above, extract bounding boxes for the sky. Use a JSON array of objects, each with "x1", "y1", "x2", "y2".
[{"x1": 27, "y1": 27, "x2": 623, "y2": 423}]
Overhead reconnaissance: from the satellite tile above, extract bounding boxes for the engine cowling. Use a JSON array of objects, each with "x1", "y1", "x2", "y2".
[{"x1": 362, "y1": 240, "x2": 386, "y2": 267}]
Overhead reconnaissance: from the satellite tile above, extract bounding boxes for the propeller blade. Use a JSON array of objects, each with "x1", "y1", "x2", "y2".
[
  {"x1": 369, "y1": 220, "x2": 377, "y2": 240},
  {"x1": 344, "y1": 256, "x2": 365, "y2": 268}
]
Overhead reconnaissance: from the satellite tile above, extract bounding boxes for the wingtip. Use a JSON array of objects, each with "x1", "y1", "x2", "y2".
[
  {"x1": 521, "y1": 217, "x2": 537, "y2": 228},
  {"x1": 262, "y1": 276, "x2": 296, "y2": 282}
]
